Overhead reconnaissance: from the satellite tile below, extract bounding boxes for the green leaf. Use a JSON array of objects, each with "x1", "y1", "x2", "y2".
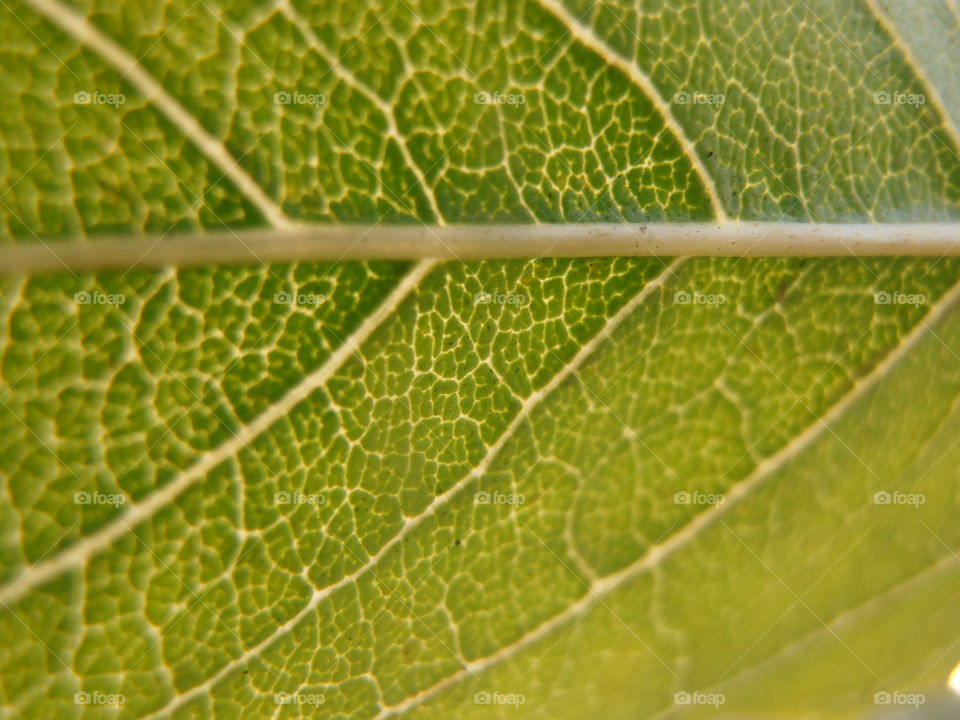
[{"x1": 1, "y1": 0, "x2": 960, "y2": 719}]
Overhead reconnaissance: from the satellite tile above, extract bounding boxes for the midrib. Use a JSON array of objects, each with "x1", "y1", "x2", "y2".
[{"x1": 5, "y1": 223, "x2": 960, "y2": 277}]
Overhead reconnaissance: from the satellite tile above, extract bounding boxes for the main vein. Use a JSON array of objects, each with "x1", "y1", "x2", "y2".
[{"x1": 5, "y1": 223, "x2": 960, "y2": 276}]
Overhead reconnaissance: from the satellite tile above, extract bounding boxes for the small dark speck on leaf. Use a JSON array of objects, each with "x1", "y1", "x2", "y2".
[
  {"x1": 455, "y1": 539, "x2": 461, "y2": 546},
  {"x1": 706, "y1": 151, "x2": 714, "y2": 158},
  {"x1": 776, "y1": 278, "x2": 790, "y2": 304}
]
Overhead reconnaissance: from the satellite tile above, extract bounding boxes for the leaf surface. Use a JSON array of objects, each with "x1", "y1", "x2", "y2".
[{"x1": 1, "y1": 1, "x2": 960, "y2": 719}]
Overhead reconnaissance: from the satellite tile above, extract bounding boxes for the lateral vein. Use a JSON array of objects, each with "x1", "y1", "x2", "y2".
[
  {"x1": 532, "y1": 0, "x2": 729, "y2": 222},
  {"x1": 275, "y1": 0, "x2": 446, "y2": 224},
  {"x1": 0, "y1": 259, "x2": 439, "y2": 607},
  {"x1": 864, "y1": 0, "x2": 960, "y2": 158},
  {"x1": 133, "y1": 258, "x2": 688, "y2": 720},
  {"x1": 374, "y1": 272, "x2": 960, "y2": 719},
  {"x1": 23, "y1": 0, "x2": 295, "y2": 230}
]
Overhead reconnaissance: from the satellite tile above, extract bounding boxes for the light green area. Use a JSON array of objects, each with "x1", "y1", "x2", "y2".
[{"x1": 1, "y1": 1, "x2": 960, "y2": 719}]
